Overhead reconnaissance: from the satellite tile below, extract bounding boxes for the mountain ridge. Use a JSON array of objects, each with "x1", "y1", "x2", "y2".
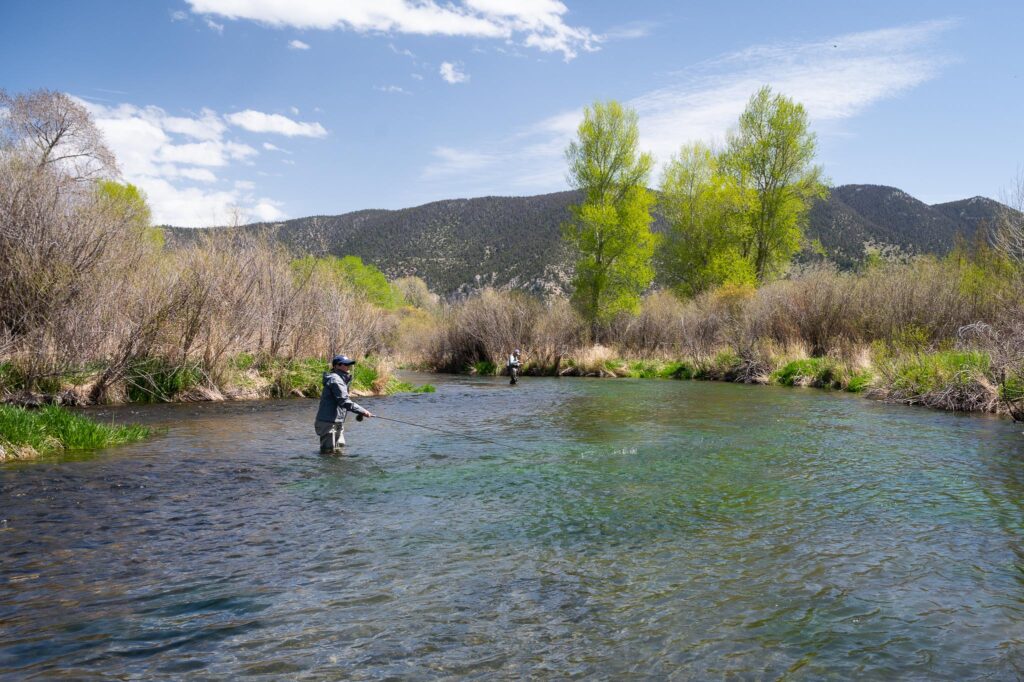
[{"x1": 163, "y1": 184, "x2": 1018, "y2": 297}]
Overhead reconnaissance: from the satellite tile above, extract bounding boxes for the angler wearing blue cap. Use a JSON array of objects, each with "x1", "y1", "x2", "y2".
[{"x1": 314, "y1": 355, "x2": 373, "y2": 454}]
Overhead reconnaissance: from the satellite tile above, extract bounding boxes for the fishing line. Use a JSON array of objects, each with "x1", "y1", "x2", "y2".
[{"x1": 370, "y1": 415, "x2": 533, "y2": 453}]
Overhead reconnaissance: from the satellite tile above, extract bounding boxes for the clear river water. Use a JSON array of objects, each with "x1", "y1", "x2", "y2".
[{"x1": 2, "y1": 373, "x2": 1024, "y2": 679}]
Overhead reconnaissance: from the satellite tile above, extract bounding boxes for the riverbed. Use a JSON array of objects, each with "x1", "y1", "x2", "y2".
[{"x1": 2, "y1": 373, "x2": 1023, "y2": 678}]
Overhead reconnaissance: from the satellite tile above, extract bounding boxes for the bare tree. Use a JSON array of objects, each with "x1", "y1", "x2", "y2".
[
  {"x1": 0, "y1": 89, "x2": 117, "y2": 179},
  {"x1": 993, "y1": 169, "x2": 1024, "y2": 266}
]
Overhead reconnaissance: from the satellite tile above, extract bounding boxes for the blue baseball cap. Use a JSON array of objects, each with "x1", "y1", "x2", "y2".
[{"x1": 331, "y1": 355, "x2": 356, "y2": 365}]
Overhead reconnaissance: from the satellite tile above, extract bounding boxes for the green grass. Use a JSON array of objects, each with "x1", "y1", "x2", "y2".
[
  {"x1": 0, "y1": 362, "x2": 26, "y2": 392},
  {"x1": 0, "y1": 404, "x2": 151, "y2": 460},
  {"x1": 845, "y1": 370, "x2": 873, "y2": 393},
  {"x1": 658, "y1": 361, "x2": 696, "y2": 380},
  {"x1": 771, "y1": 358, "x2": 840, "y2": 388},
  {"x1": 269, "y1": 357, "x2": 434, "y2": 397},
  {"x1": 229, "y1": 352, "x2": 258, "y2": 371},
  {"x1": 125, "y1": 359, "x2": 204, "y2": 402},
  {"x1": 694, "y1": 351, "x2": 741, "y2": 380},
  {"x1": 269, "y1": 358, "x2": 325, "y2": 398},
  {"x1": 626, "y1": 360, "x2": 661, "y2": 379},
  {"x1": 887, "y1": 350, "x2": 991, "y2": 394},
  {"x1": 998, "y1": 375, "x2": 1024, "y2": 402},
  {"x1": 471, "y1": 360, "x2": 497, "y2": 376}
]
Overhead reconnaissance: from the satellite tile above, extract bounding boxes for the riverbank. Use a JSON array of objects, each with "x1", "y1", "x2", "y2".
[
  {"x1": 0, "y1": 356, "x2": 435, "y2": 408},
  {"x1": 448, "y1": 343, "x2": 1024, "y2": 420}
]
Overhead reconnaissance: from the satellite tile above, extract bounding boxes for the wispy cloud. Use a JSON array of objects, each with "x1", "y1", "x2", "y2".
[
  {"x1": 186, "y1": 0, "x2": 598, "y2": 60},
  {"x1": 422, "y1": 147, "x2": 497, "y2": 178},
  {"x1": 440, "y1": 61, "x2": 469, "y2": 84},
  {"x1": 204, "y1": 17, "x2": 224, "y2": 34},
  {"x1": 603, "y1": 20, "x2": 657, "y2": 41},
  {"x1": 225, "y1": 110, "x2": 328, "y2": 137},
  {"x1": 374, "y1": 85, "x2": 412, "y2": 95},
  {"x1": 389, "y1": 43, "x2": 416, "y2": 59},
  {"x1": 288, "y1": 39, "x2": 310, "y2": 50},
  {"x1": 421, "y1": 19, "x2": 958, "y2": 193},
  {"x1": 262, "y1": 142, "x2": 291, "y2": 153}
]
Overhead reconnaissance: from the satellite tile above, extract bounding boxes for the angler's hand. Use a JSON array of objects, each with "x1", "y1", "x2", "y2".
[{"x1": 362, "y1": 410, "x2": 374, "y2": 418}]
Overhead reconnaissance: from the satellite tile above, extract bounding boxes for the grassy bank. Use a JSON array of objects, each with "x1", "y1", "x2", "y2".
[
  {"x1": 0, "y1": 355, "x2": 434, "y2": 407},
  {"x1": 0, "y1": 404, "x2": 151, "y2": 462},
  {"x1": 454, "y1": 343, "x2": 1021, "y2": 417}
]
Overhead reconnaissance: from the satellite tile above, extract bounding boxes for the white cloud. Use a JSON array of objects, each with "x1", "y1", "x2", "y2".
[
  {"x1": 138, "y1": 178, "x2": 243, "y2": 226},
  {"x1": 262, "y1": 142, "x2": 290, "y2": 153},
  {"x1": 186, "y1": 0, "x2": 597, "y2": 60},
  {"x1": 162, "y1": 108, "x2": 226, "y2": 140},
  {"x1": 374, "y1": 85, "x2": 412, "y2": 95},
  {"x1": 77, "y1": 100, "x2": 289, "y2": 226},
  {"x1": 157, "y1": 140, "x2": 256, "y2": 166},
  {"x1": 205, "y1": 17, "x2": 224, "y2": 34},
  {"x1": 440, "y1": 62, "x2": 469, "y2": 84},
  {"x1": 411, "y1": 73, "x2": 424, "y2": 81},
  {"x1": 170, "y1": 10, "x2": 187, "y2": 21},
  {"x1": 251, "y1": 198, "x2": 286, "y2": 221},
  {"x1": 225, "y1": 109, "x2": 328, "y2": 137},
  {"x1": 290, "y1": 106, "x2": 300, "y2": 115},
  {"x1": 420, "y1": 19, "x2": 957, "y2": 193},
  {"x1": 288, "y1": 39, "x2": 310, "y2": 50}
]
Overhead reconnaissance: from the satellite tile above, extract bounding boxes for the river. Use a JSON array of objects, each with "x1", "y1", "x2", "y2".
[{"x1": 2, "y1": 374, "x2": 1024, "y2": 679}]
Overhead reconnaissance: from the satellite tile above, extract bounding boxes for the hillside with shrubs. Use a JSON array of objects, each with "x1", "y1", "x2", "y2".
[{"x1": 165, "y1": 185, "x2": 1019, "y2": 296}]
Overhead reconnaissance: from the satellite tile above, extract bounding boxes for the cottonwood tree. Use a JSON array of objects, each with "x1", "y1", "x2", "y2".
[
  {"x1": 658, "y1": 142, "x2": 753, "y2": 297},
  {"x1": 563, "y1": 100, "x2": 657, "y2": 340},
  {"x1": 722, "y1": 86, "x2": 827, "y2": 281}
]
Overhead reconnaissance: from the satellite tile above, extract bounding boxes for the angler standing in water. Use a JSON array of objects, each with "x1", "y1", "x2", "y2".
[
  {"x1": 507, "y1": 348, "x2": 522, "y2": 385},
  {"x1": 315, "y1": 355, "x2": 373, "y2": 454}
]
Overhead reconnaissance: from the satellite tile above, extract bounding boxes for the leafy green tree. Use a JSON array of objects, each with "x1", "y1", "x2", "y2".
[
  {"x1": 563, "y1": 100, "x2": 657, "y2": 338},
  {"x1": 723, "y1": 86, "x2": 827, "y2": 281},
  {"x1": 97, "y1": 180, "x2": 165, "y2": 248},
  {"x1": 658, "y1": 142, "x2": 754, "y2": 297},
  {"x1": 292, "y1": 254, "x2": 405, "y2": 309}
]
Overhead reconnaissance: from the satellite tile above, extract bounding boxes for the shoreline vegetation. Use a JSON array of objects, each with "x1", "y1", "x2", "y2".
[
  {"x1": 0, "y1": 404, "x2": 150, "y2": 462},
  {"x1": 419, "y1": 259, "x2": 1024, "y2": 421},
  {"x1": 1, "y1": 88, "x2": 1023, "y2": 437}
]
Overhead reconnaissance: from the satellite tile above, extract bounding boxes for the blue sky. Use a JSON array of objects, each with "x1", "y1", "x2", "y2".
[{"x1": 2, "y1": 1, "x2": 1022, "y2": 227}]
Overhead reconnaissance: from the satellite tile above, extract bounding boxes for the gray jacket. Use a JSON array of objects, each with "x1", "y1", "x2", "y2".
[{"x1": 315, "y1": 371, "x2": 368, "y2": 423}]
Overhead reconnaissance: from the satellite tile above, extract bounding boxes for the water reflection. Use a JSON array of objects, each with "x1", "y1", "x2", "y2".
[{"x1": 2, "y1": 374, "x2": 1024, "y2": 678}]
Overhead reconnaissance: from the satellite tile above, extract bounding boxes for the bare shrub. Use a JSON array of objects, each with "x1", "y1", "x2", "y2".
[
  {"x1": 612, "y1": 290, "x2": 687, "y2": 357},
  {"x1": 393, "y1": 276, "x2": 440, "y2": 310},
  {"x1": 993, "y1": 170, "x2": 1024, "y2": 266},
  {"x1": 532, "y1": 298, "x2": 587, "y2": 372},
  {"x1": 426, "y1": 288, "x2": 543, "y2": 372}
]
